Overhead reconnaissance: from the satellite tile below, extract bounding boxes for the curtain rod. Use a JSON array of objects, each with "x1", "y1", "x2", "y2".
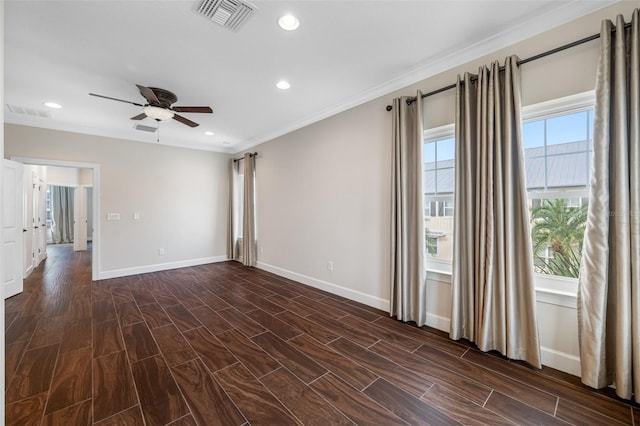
[
  {"x1": 384, "y1": 21, "x2": 632, "y2": 111},
  {"x1": 233, "y1": 152, "x2": 258, "y2": 162}
]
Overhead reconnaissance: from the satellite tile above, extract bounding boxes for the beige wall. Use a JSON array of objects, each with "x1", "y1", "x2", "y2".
[
  {"x1": 47, "y1": 165, "x2": 93, "y2": 187},
  {"x1": 255, "y1": 100, "x2": 391, "y2": 306},
  {"x1": 4, "y1": 125, "x2": 230, "y2": 277}
]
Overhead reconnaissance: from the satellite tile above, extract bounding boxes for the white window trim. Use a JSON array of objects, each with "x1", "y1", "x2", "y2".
[
  {"x1": 424, "y1": 123, "x2": 454, "y2": 141},
  {"x1": 422, "y1": 92, "x2": 596, "y2": 303},
  {"x1": 522, "y1": 90, "x2": 594, "y2": 122}
]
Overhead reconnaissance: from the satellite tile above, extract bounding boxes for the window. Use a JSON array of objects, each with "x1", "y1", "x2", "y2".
[
  {"x1": 235, "y1": 172, "x2": 245, "y2": 239},
  {"x1": 424, "y1": 200, "x2": 453, "y2": 218},
  {"x1": 423, "y1": 125, "x2": 455, "y2": 267},
  {"x1": 421, "y1": 93, "x2": 594, "y2": 285},
  {"x1": 426, "y1": 235, "x2": 439, "y2": 256},
  {"x1": 442, "y1": 200, "x2": 454, "y2": 217},
  {"x1": 424, "y1": 137, "x2": 455, "y2": 198},
  {"x1": 523, "y1": 110, "x2": 593, "y2": 192},
  {"x1": 524, "y1": 100, "x2": 594, "y2": 279}
]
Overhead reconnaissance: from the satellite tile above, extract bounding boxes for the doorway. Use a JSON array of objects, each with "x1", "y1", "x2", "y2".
[{"x1": 10, "y1": 157, "x2": 100, "y2": 282}]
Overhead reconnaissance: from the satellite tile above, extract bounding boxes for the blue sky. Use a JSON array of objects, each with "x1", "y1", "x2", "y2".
[{"x1": 523, "y1": 110, "x2": 592, "y2": 148}]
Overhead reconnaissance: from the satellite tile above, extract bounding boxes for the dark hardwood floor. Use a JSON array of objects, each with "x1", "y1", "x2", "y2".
[{"x1": 5, "y1": 244, "x2": 638, "y2": 425}]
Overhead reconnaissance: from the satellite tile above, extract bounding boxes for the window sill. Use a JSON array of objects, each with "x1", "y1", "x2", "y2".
[{"x1": 425, "y1": 268, "x2": 578, "y2": 309}]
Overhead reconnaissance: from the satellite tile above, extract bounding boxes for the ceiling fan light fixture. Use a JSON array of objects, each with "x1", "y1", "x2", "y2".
[{"x1": 143, "y1": 105, "x2": 174, "y2": 121}]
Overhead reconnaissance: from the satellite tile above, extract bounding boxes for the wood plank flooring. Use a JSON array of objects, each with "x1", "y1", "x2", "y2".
[{"x1": 5, "y1": 244, "x2": 639, "y2": 425}]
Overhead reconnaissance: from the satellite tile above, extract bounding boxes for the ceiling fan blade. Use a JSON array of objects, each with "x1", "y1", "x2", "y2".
[
  {"x1": 173, "y1": 114, "x2": 199, "y2": 128},
  {"x1": 171, "y1": 106, "x2": 213, "y2": 113},
  {"x1": 136, "y1": 84, "x2": 160, "y2": 105},
  {"x1": 89, "y1": 93, "x2": 143, "y2": 107},
  {"x1": 131, "y1": 113, "x2": 147, "y2": 120}
]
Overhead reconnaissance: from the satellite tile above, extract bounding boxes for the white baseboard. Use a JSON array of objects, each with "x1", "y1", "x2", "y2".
[
  {"x1": 23, "y1": 265, "x2": 34, "y2": 279},
  {"x1": 540, "y1": 345, "x2": 581, "y2": 376},
  {"x1": 98, "y1": 255, "x2": 228, "y2": 280},
  {"x1": 256, "y1": 262, "x2": 390, "y2": 311},
  {"x1": 426, "y1": 313, "x2": 450, "y2": 332},
  {"x1": 423, "y1": 318, "x2": 580, "y2": 376}
]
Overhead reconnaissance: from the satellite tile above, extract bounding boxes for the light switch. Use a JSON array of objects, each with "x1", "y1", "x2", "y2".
[{"x1": 107, "y1": 213, "x2": 120, "y2": 221}]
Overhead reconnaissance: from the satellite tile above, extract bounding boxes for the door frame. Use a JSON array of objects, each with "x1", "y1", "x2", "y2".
[{"x1": 11, "y1": 157, "x2": 100, "y2": 281}]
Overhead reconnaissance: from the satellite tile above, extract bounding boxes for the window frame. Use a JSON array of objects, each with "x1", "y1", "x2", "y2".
[
  {"x1": 523, "y1": 90, "x2": 594, "y2": 294},
  {"x1": 423, "y1": 124, "x2": 455, "y2": 273},
  {"x1": 421, "y1": 91, "x2": 595, "y2": 296}
]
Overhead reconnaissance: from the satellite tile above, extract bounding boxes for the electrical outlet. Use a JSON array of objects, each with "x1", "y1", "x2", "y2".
[
  {"x1": 327, "y1": 261, "x2": 334, "y2": 271},
  {"x1": 158, "y1": 248, "x2": 165, "y2": 256}
]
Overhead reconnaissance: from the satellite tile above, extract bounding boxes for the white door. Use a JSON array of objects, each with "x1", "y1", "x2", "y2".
[
  {"x1": 3, "y1": 160, "x2": 24, "y2": 298},
  {"x1": 73, "y1": 186, "x2": 87, "y2": 251}
]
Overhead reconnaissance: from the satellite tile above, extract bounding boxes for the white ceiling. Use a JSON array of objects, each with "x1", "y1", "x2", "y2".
[{"x1": 4, "y1": 0, "x2": 615, "y2": 153}]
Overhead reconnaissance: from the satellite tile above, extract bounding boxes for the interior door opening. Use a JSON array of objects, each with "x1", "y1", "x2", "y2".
[{"x1": 9, "y1": 157, "x2": 100, "y2": 283}]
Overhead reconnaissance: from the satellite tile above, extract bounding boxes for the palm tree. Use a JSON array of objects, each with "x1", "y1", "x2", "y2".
[{"x1": 530, "y1": 198, "x2": 588, "y2": 278}]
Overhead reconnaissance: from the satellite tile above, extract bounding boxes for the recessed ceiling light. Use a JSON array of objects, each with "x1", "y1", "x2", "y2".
[
  {"x1": 222, "y1": 142, "x2": 231, "y2": 146},
  {"x1": 204, "y1": 131, "x2": 215, "y2": 136},
  {"x1": 276, "y1": 80, "x2": 291, "y2": 90},
  {"x1": 43, "y1": 102, "x2": 62, "y2": 109},
  {"x1": 278, "y1": 14, "x2": 299, "y2": 31}
]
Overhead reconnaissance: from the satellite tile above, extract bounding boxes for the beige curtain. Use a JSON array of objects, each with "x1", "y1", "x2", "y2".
[
  {"x1": 227, "y1": 160, "x2": 239, "y2": 260},
  {"x1": 390, "y1": 91, "x2": 427, "y2": 326},
  {"x1": 242, "y1": 153, "x2": 257, "y2": 267},
  {"x1": 578, "y1": 9, "x2": 639, "y2": 402},
  {"x1": 450, "y1": 56, "x2": 541, "y2": 368},
  {"x1": 50, "y1": 185, "x2": 75, "y2": 244}
]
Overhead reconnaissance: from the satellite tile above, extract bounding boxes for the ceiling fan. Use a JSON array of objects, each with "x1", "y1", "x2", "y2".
[{"x1": 89, "y1": 84, "x2": 212, "y2": 128}]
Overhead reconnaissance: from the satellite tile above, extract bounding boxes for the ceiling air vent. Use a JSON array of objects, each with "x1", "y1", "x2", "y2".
[
  {"x1": 6, "y1": 104, "x2": 52, "y2": 119},
  {"x1": 134, "y1": 124, "x2": 158, "y2": 133},
  {"x1": 196, "y1": 0, "x2": 258, "y2": 32}
]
